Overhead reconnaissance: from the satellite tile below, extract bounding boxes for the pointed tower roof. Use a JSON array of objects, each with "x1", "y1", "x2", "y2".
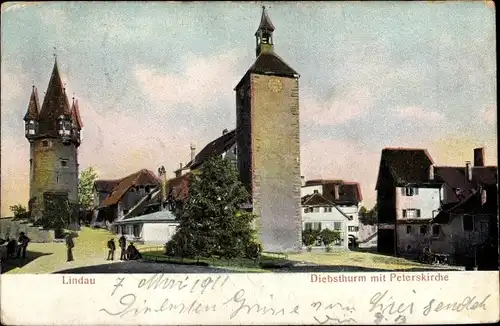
[
  {"x1": 255, "y1": 6, "x2": 275, "y2": 35},
  {"x1": 23, "y1": 85, "x2": 41, "y2": 121},
  {"x1": 38, "y1": 58, "x2": 72, "y2": 136},
  {"x1": 71, "y1": 97, "x2": 83, "y2": 129}
]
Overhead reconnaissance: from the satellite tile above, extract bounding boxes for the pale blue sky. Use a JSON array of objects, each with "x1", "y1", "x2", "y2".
[{"x1": 1, "y1": 1, "x2": 496, "y2": 215}]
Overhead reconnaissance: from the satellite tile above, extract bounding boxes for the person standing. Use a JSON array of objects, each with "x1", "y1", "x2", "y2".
[
  {"x1": 107, "y1": 238, "x2": 116, "y2": 260},
  {"x1": 16, "y1": 232, "x2": 30, "y2": 259},
  {"x1": 65, "y1": 233, "x2": 75, "y2": 262},
  {"x1": 119, "y1": 234, "x2": 127, "y2": 260}
]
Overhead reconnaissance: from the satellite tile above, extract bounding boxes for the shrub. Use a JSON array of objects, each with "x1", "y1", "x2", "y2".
[
  {"x1": 10, "y1": 204, "x2": 28, "y2": 220},
  {"x1": 325, "y1": 244, "x2": 333, "y2": 253},
  {"x1": 302, "y1": 229, "x2": 319, "y2": 247},
  {"x1": 320, "y1": 228, "x2": 341, "y2": 247},
  {"x1": 246, "y1": 241, "x2": 263, "y2": 260}
]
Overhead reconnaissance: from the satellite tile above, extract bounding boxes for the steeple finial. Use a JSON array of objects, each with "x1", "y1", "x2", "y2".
[
  {"x1": 53, "y1": 46, "x2": 57, "y2": 61},
  {"x1": 255, "y1": 5, "x2": 275, "y2": 57}
]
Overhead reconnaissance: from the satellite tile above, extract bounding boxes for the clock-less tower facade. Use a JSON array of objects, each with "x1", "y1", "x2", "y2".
[
  {"x1": 235, "y1": 7, "x2": 302, "y2": 252},
  {"x1": 23, "y1": 58, "x2": 83, "y2": 224}
]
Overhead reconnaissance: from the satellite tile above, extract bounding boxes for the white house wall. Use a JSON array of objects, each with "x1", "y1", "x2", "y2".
[
  {"x1": 302, "y1": 209, "x2": 349, "y2": 246},
  {"x1": 396, "y1": 187, "x2": 441, "y2": 220},
  {"x1": 142, "y1": 223, "x2": 179, "y2": 244}
]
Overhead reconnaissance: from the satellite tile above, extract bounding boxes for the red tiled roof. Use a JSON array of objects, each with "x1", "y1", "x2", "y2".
[
  {"x1": 71, "y1": 98, "x2": 83, "y2": 129},
  {"x1": 99, "y1": 169, "x2": 161, "y2": 208},
  {"x1": 304, "y1": 179, "x2": 363, "y2": 205},
  {"x1": 94, "y1": 179, "x2": 122, "y2": 193},
  {"x1": 166, "y1": 173, "x2": 191, "y2": 202},
  {"x1": 185, "y1": 129, "x2": 236, "y2": 170}
]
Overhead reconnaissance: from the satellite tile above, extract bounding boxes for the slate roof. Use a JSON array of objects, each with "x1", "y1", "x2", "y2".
[
  {"x1": 376, "y1": 148, "x2": 435, "y2": 189},
  {"x1": 255, "y1": 6, "x2": 275, "y2": 35},
  {"x1": 301, "y1": 193, "x2": 335, "y2": 206},
  {"x1": 304, "y1": 179, "x2": 363, "y2": 205},
  {"x1": 248, "y1": 52, "x2": 298, "y2": 78},
  {"x1": 185, "y1": 129, "x2": 237, "y2": 170},
  {"x1": 114, "y1": 209, "x2": 178, "y2": 225},
  {"x1": 99, "y1": 169, "x2": 161, "y2": 208},
  {"x1": 23, "y1": 86, "x2": 40, "y2": 121},
  {"x1": 38, "y1": 59, "x2": 72, "y2": 137},
  {"x1": 433, "y1": 184, "x2": 497, "y2": 224},
  {"x1": 301, "y1": 193, "x2": 353, "y2": 220},
  {"x1": 435, "y1": 166, "x2": 498, "y2": 202}
]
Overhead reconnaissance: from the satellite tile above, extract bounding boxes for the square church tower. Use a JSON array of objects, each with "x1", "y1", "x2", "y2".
[{"x1": 234, "y1": 6, "x2": 302, "y2": 253}]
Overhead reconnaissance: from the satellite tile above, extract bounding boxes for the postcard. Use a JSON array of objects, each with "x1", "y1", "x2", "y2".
[{"x1": 0, "y1": 1, "x2": 498, "y2": 325}]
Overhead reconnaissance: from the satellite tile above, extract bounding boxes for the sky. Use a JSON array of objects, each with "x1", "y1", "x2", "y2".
[{"x1": 1, "y1": 1, "x2": 497, "y2": 216}]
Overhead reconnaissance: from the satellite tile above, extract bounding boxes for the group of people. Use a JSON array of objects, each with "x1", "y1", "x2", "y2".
[
  {"x1": 106, "y1": 235, "x2": 142, "y2": 261},
  {"x1": 0, "y1": 232, "x2": 31, "y2": 260}
]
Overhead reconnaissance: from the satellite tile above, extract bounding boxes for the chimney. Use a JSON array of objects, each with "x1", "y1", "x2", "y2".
[
  {"x1": 158, "y1": 166, "x2": 167, "y2": 211},
  {"x1": 223, "y1": 129, "x2": 228, "y2": 135},
  {"x1": 465, "y1": 161, "x2": 472, "y2": 182},
  {"x1": 334, "y1": 184, "x2": 340, "y2": 200},
  {"x1": 190, "y1": 143, "x2": 196, "y2": 161},
  {"x1": 175, "y1": 163, "x2": 183, "y2": 178},
  {"x1": 473, "y1": 147, "x2": 485, "y2": 167},
  {"x1": 300, "y1": 176, "x2": 305, "y2": 187},
  {"x1": 429, "y1": 165, "x2": 434, "y2": 181}
]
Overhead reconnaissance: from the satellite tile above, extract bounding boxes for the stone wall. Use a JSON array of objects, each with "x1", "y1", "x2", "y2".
[
  {"x1": 248, "y1": 73, "x2": 302, "y2": 253},
  {"x1": 30, "y1": 138, "x2": 78, "y2": 221},
  {"x1": 0, "y1": 218, "x2": 55, "y2": 243}
]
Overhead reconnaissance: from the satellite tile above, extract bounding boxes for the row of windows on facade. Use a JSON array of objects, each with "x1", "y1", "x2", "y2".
[
  {"x1": 115, "y1": 224, "x2": 142, "y2": 238},
  {"x1": 304, "y1": 222, "x2": 358, "y2": 232},
  {"x1": 402, "y1": 209, "x2": 421, "y2": 218},
  {"x1": 405, "y1": 215, "x2": 477, "y2": 237},
  {"x1": 406, "y1": 224, "x2": 441, "y2": 236},
  {"x1": 303, "y1": 206, "x2": 355, "y2": 218}
]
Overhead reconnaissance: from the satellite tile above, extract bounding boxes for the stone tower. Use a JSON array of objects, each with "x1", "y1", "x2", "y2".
[
  {"x1": 23, "y1": 58, "x2": 83, "y2": 223},
  {"x1": 234, "y1": 6, "x2": 302, "y2": 253}
]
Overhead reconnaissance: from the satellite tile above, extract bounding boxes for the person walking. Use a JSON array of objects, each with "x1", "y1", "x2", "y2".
[
  {"x1": 119, "y1": 234, "x2": 127, "y2": 260},
  {"x1": 65, "y1": 233, "x2": 75, "y2": 262},
  {"x1": 106, "y1": 238, "x2": 116, "y2": 261},
  {"x1": 16, "y1": 232, "x2": 30, "y2": 259}
]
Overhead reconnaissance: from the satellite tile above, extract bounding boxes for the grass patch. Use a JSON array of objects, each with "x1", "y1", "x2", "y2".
[
  {"x1": 141, "y1": 250, "x2": 277, "y2": 272},
  {"x1": 287, "y1": 251, "x2": 426, "y2": 270},
  {"x1": 5, "y1": 227, "x2": 159, "y2": 274}
]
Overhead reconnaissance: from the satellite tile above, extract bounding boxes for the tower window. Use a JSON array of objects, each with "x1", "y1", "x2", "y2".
[{"x1": 60, "y1": 159, "x2": 68, "y2": 167}]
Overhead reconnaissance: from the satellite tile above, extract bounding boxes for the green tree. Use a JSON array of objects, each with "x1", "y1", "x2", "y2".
[
  {"x1": 41, "y1": 195, "x2": 72, "y2": 238},
  {"x1": 78, "y1": 166, "x2": 99, "y2": 210},
  {"x1": 167, "y1": 156, "x2": 258, "y2": 260},
  {"x1": 360, "y1": 204, "x2": 377, "y2": 225},
  {"x1": 9, "y1": 204, "x2": 27, "y2": 219}
]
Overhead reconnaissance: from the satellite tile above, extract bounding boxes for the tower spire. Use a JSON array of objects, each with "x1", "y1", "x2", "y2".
[{"x1": 255, "y1": 6, "x2": 275, "y2": 57}]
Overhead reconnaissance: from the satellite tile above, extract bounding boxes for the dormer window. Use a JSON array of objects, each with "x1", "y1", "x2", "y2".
[
  {"x1": 25, "y1": 120, "x2": 38, "y2": 136},
  {"x1": 57, "y1": 115, "x2": 72, "y2": 137}
]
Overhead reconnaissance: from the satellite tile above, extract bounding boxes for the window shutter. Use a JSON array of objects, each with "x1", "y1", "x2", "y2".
[
  {"x1": 415, "y1": 188, "x2": 419, "y2": 195},
  {"x1": 402, "y1": 209, "x2": 407, "y2": 218},
  {"x1": 417, "y1": 209, "x2": 421, "y2": 217}
]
